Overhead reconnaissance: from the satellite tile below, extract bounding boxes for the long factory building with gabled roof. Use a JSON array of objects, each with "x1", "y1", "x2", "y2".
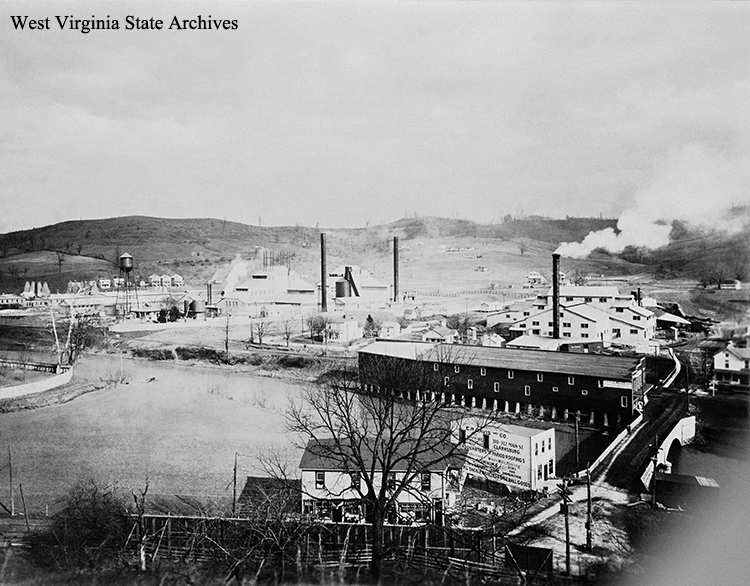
[{"x1": 358, "y1": 341, "x2": 647, "y2": 430}]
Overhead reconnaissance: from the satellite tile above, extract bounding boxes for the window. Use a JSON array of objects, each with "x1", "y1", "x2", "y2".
[
  {"x1": 421, "y1": 472, "x2": 431, "y2": 492},
  {"x1": 532, "y1": 321, "x2": 539, "y2": 326},
  {"x1": 548, "y1": 322, "x2": 553, "y2": 326},
  {"x1": 467, "y1": 379, "x2": 473, "y2": 390},
  {"x1": 630, "y1": 329, "x2": 638, "y2": 334},
  {"x1": 535, "y1": 443, "x2": 538, "y2": 456},
  {"x1": 633, "y1": 315, "x2": 641, "y2": 321},
  {"x1": 350, "y1": 472, "x2": 361, "y2": 490},
  {"x1": 459, "y1": 429, "x2": 466, "y2": 444},
  {"x1": 552, "y1": 386, "x2": 559, "y2": 392},
  {"x1": 387, "y1": 473, "x2": 397, "y2": 490},
  {"x1": 494, "y1": 382, "x2": 500, "y2": 392},
  {"x1": 454, "y1": 365, "x2": 460, "y2": 373},
  {"x1": 433, "y1": 363, "x2": 439, "y2": 371},
  {"x1": 541, "y1": 441, "x2": 545, "y2": 453},
  {"x1": 548, "y1": 438, "x2": 552, "y2": 450},
  {"x1": 524, "y1": 385, "x2": 531, "y2": 396},
  {"x1": 566, "y1": 297, "x2": 574, "y2": 302},
  {"x1": 599, "y1": 297, "x2": 607, "y2": 302},
  {"x1": 582, "y1": 389, "x2": 589, "y2": 396},
  {"x1": 537, "y1": 373, "x2": 543, "y2": 382},
  {"x1": 581, "y1": 323, "x2": 589, "y2": 329},
  {"x1": 563, "y1": 333, "x2": 571, "y2": 338},
  {"x1": 549, "y1": 459, "x2": 554, "y2": 476},
  {"x1": 508, "y1": 370, "x2": 514, "y2": 379},
  {"x1": 563, "y1": 322, "x2": 571, "y2": 328},
  {"x1": 613, "y1": 328, "x2": 621, "y2": 337},
  {"x1": 621, "y1": 396, "x2": 628, "y2": 408},
  {"x1": 483, "y1": 433, "x2": 490, "y2": 450},
  {"x1": 616, "y1": 308, "x2": 624, "y2": 313},
  {"x1": 444, "y1": 376, "x2": 450, "y2": 386},
  {"x1": 598, "y1": 380, "x2": 604, "y2": 388},
  {"x1": 315, "y1": 471, "x2": 325, "y2": 490},
  {"x1": 537, "y1": 465, "x2": 543, "y2": 480},
  {"x1": 480, "y1": 367, "x2": 486, "y2": 376},
  {"x1": 568, "y1": 376, "x2": 575, "y2": 385},
  {"x1": 523, "y1": 311, "x2": 530, "y2": 317},
  {"x1": 582, "y1": 334, "x2": 589, "y2": 338},
  {"x1": 532, "y1": 329, "x2": 540, "y2": 335}
]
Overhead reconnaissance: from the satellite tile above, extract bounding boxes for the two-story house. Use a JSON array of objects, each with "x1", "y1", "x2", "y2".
[{"x1": 713, "y1": 342, "x2": 750, "y2": 392}]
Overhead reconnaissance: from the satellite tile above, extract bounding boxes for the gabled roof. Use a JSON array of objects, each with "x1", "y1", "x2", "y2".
[
  {"x1": 359, "y1": 340, "x2": 642, "y2": 380},
  {"x1": 299, "y1": 438, "x2": 466, "y2": 472},
  {"x1": 725, "y1": 344, "x2": 750, "y2": 361},
  {"x1": 548, "y1": 286, "x2": 622, "y2": 298}
]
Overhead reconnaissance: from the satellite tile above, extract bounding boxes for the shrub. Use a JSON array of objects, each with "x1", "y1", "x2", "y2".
[{"x1": 30, "y1": 479, "x2": 131, "y2": 570}]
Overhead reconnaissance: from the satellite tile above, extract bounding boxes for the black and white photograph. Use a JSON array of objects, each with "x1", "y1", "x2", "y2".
[{"x1": 1, "y1": 1, "x2": 749, "y2": 585}]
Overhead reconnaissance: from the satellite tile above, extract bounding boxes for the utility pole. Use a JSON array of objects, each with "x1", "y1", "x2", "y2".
[
  {"x1": 558, "y1": 478, "x2": 572, "y2": 575},
  {"x1": 586, "y1": 463, "x2": 593, "y2": 550},
  {"x1": 576, "y1": 411, "x2": 581, "y2": 476},
  {"x1": 232, "y1": 452, "x2": 238, "y2": 517},
  {"x1": 649, "y1": 435, "x2": 660, "y2": 507},
  {"x1": 9, "y1": 444, "x2": 14, "y2": 516}
]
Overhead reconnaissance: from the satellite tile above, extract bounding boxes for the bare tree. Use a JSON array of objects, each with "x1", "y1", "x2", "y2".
[
  {"x1": 287, "y1": 348, "x2": 495, "y2": 582},
  {"x1": 517, "y1": 240, "x2": 527, "y2": 256},
  {"x1": 281, "y1": 318, "x2": 298, "y2": 348},
  {"x1": 306, "y1": 314, "x2": 329, "y2": 341},
  {"x1": 253, "y1": 317, "x2": 274, "y2": 347}
]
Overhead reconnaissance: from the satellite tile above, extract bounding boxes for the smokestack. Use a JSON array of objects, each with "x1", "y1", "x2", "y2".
[
  {"x1": 393, "y1": 236, "x2": 399, "y2": 303},
  {"x1": 207, "y1": 283, "x2": 212, "y2": 305},
  {"x1": 320, "y1": 233, "x2": 328, "y2": 312},
  {"x1": 552, "y1": 253, "x2": 561, "y2": 339}
]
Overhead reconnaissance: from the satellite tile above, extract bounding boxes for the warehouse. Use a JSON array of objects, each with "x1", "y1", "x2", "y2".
[{"x1": 358, "y1": 341, "x2": 647, "y2": 430}]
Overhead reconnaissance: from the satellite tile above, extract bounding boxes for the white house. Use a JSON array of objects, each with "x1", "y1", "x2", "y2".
[
  {"x1": 299, "y1": 438, "x2": 465, "y2": 523},
  {"x1": 149, "y1": 274, "x2": 161, "y2": 287},
  {"x1": 526, "y1": 271, "x2": 548, "y2": 286},
  {"x1": 713, "y1": 342, "x2": 750, "y2": 392},
  {"x1": 379, "y1": 321, "x2": 402, "y2": 339},
  {"x1": 171, "y1": 274, "x2": 184, "y2": 287},
  {"x1": 327, "y1": 315, "x2": 363, "y2": 345},
  {"x1": 160, "y1": 274, "x2": 172, "y2": 287}
]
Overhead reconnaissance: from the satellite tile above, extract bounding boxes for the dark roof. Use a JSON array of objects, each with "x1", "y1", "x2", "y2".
[
  {"x1": 238, "y1": 476, "x2": 301, "y2": 504},
  {"x1": 299, "y1": 438, "x2": 466, "y2": 472},
  {"x1": 359, "y1": 341, "x2": 642, "y2": 380}
]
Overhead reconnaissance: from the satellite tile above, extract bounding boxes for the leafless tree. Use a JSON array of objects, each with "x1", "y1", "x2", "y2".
[
  {"x1": 253, "y1": 317, "x2": 275, "y2": 347},
  {"x1": 306, "y1": 315, "x2": 329, "y2": 341},
  {"x1": 517, "y1": 240, "x2": 527, "y2": 256},
  {"x1": 287, "y1": 348, "x2": 496, "y2": 582},
  {"x1": 281, "y1": 318, "x2": 299, "y2": 348}
]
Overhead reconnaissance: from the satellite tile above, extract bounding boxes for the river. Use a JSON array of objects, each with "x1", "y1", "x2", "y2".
[{"x1": 0, "y1": 353, "x2": 307, "y2": 513}]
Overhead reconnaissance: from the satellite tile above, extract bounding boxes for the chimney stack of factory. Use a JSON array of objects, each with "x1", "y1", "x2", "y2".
[
  {"x1": 552, "y1": 253, "x2": 561, "y2": 339},
  {"x1": 393, "y1": 236, "x2": 399, "y2": 303},
  {"x1": 320, "y1": 233, "x2": 328, "y2": 312}
]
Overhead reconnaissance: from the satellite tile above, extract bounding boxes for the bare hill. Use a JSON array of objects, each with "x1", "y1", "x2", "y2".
[{"x1": 0, "y1": 215, "x2": 651, "y2": 294}]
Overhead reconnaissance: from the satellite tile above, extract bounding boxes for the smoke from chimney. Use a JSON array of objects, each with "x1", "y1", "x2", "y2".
[{"x1": 556, "y1": 143, "x2": 749, "y2": 258}]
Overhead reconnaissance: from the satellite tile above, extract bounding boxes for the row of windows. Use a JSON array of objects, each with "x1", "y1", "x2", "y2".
[
  {"x1": 534, "y1": 437, "x2": 553, "y2": 455},
  {"x1": 451, "y1": 374, "x2": 605, "y2": 387},
  {"x1": 314, "y1": 471, "x2": 432, "y2": 492},
  {"x1": 445, "y1": 380, "x2": 630, "y2": 406}
]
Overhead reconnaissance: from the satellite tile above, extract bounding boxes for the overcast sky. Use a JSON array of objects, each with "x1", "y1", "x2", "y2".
[{"x1": 1, "y1": 1, "x2": 749, "y2": 233}]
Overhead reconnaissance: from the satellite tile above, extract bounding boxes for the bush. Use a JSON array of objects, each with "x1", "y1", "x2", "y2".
[
  {"x1": 275, "y1": 355, "x2": 310, "y2": 368},
  {"x1": 30, "y1": 479, "x2": 131, "y2": 570},
  {"x1": 130, "y1": 348, "x2": 174, "y2": 361}
]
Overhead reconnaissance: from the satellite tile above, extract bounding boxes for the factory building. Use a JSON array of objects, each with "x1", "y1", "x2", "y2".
[{"x1": 358, "y1": 341, "x2": 647, "y2": 430}]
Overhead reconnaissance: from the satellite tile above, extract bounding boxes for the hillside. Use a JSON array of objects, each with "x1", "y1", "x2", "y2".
[{"x1": 0, "y1": 215, "x2": 654, "y2": 295}]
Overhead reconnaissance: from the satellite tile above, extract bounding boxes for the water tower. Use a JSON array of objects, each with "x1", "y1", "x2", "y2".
[{"x1": 116, "y1": 253, "x2": 138, "y2": 318}]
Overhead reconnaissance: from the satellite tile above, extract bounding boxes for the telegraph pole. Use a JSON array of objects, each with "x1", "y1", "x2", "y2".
[
  {"x1": 232, "y1": 452, "x2": 238, "y2": 517},
  {"x1": 586, "y1": 463, "x2": 593, "y2": 550},
  {"x1": 649, "y1": 435, "x2": 660, "y2": 507},
  {"x1": 575, "y1": 411, "x2": 581, "y2": 475},
  {"x1": 558, "y1": 478, "x2": 572, "y2": 575},
  {"x1": 9, "y1": 444, "x2": 14, "y2": 516}
]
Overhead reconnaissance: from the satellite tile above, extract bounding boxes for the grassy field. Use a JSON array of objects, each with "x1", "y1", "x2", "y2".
[{"x1": 0, "y1": 355, "x2": 304, "y2": 514}]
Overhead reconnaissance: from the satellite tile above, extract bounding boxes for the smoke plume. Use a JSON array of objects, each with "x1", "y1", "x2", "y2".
[{"x1": 556, "y1": 143, "x2": 749, "y2": 258}]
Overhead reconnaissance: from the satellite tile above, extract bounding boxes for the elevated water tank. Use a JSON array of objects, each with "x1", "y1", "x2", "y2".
[{"x1": 119, "y1": 253, "x2": 133, "y2": 273}]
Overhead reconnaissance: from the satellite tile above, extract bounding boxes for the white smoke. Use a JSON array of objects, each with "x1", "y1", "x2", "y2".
[
  {"x1": 556, "y1": 142, "x2": 750, "y2": 258},
  {"x1": 210, "y1": 254, "x2": 252, "y2": 295}
]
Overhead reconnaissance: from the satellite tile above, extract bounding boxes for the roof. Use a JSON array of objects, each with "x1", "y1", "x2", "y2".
[
  {"x1": 547, "y1": 286, "x2": 622, "y2": 298},
  {"x1": 238, "y1": 476, "x2": 301, "y2": 505},
  {"x1": 652, "y1": 309, "x2": 691, "y2": 326},
  {"x1": 726, "y1": 345, "x2": 750, "y2": 360},
  {"x1": 359, "y1": 340, "x2": 642, "y2": 380},
  {"x1": 299, "y1": 437, "x2": 466, "y2": 471}
]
